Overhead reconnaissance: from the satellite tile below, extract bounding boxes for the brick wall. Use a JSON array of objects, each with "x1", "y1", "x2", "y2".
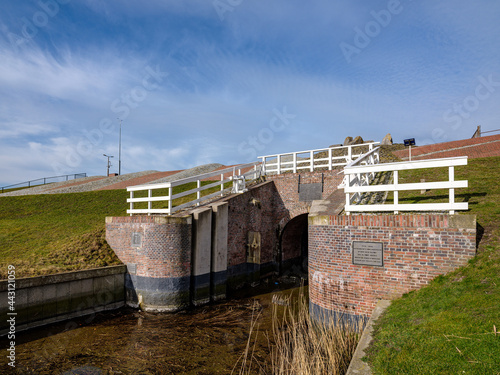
[
  {"x1": 309, "y1": 214, "x2": 476, "y2": 319},
  {"x1": 393, "y1": 134, "x2": 500, "y2": 160},
  {"x1": 105, "y1": 216, "x2": 191, "y2": 279},
  {"x1": 267, "y1": 169, "x2": 344, "y2": 219},
  {"x1": 105, "y1": 216, "x2": 192, "y2": 311},
  {"x1": 221, "y1": 170, "x2": 345, "y2": 281}
]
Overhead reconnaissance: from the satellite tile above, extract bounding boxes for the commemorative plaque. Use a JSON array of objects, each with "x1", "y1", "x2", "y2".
[{"x1": 352, "y1": 241, "x2": 384, "y2": 267}]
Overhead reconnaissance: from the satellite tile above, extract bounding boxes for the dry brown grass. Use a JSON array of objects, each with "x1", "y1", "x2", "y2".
[{"x1": 236, "y1": 291, "x2": 364, "y2": 375}]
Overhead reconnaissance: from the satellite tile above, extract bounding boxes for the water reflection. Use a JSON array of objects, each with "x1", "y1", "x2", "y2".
[{"x1": 2, "y1": 278, "x2": 305, "y2": 374}]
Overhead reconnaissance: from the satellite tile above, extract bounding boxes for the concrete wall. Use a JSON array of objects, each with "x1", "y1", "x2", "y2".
[
  {"x1": 308, "y1": 214, "x2": 476, "y2": 321},
  {"x1": 0, "y1": 265, "x2": 125, "y2": 336}
]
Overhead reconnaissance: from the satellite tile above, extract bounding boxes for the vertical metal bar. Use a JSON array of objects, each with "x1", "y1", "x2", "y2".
[
  {"x1": 394, "y1": 170, "x2": 399, "y2": 214},
  {"x1": 321, "y1": 173, "x2": 324, "y2": 192},
  {"x1": 449, "y1": 166, "x2": 455, "y2": 214}
]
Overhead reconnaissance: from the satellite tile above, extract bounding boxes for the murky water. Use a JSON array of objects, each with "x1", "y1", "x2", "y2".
[{"x1": 1, "y1": 278, "x2": 306, "y2": 375}]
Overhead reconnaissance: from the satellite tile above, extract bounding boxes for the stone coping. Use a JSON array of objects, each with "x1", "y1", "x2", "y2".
[
  {"x1": 0, "y1": 265, "x2": 126, "y2": 291},
  {"x1": 346, "y1": 299, "x2": 391, "y2": 375}
]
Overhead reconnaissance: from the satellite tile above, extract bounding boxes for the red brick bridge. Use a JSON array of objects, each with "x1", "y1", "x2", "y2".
[{"x1": 106, "y1": 137, "x2": 492, "y2": 321}]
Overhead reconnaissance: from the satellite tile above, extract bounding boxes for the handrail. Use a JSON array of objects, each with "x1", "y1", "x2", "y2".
[
  {"x1": 1, "y1": 173, "x2": 87, "y2": 194},
  {"x1": 338, "y1": 146, "x2": 381, "y2": 205},
  {"x1": 343, "y1": 156, "x2": 468, "y2": 215},
  {"x1": 127, "y1": 162, "x2": 261, "y2": 216},
  {"x1": 258, "y1": 142, "x2": 380, "y2": 175}
]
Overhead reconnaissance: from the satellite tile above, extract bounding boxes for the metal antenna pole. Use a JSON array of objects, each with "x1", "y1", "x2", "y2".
[
  {"x1": 104, "y1": 154, "x2": 114, "y2": 177},
  {"x1": 117, "y1": 118, "x2": 122, "y2": 175}
]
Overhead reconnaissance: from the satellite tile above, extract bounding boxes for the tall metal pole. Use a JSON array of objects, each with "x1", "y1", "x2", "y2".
[
  {"x1": 117, "y1": 118, "x2": 122, "y2": 175},
  {"x1": 104, "y1": 154, "x2": 114, "y2": 177}
]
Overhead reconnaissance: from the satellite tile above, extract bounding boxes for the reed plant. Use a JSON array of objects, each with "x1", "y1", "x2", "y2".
[{"x1": 235, "y1": 290, "x2": 364, "y2": 375}]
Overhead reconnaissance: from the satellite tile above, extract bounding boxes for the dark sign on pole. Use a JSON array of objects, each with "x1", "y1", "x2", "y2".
[{"x1": 404, "y1": 138, "x2": 416, "y2": 146}]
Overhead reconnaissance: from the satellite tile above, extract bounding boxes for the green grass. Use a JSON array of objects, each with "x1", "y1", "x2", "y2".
[
  {"x1": 0, "y1": 180, "x2": 229, "y2": 279},
  {"x1": 365, "y1": 156, "x2": 500, "y2": 374}
]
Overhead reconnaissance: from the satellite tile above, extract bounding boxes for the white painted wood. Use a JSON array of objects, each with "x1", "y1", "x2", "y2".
[
  {"x1": 344, "y1": 156, "x2": 468, "y2": 174},
  {"x1": 345, "y1": 202, "x2": 468, "y2": 212},
  {"x1": 345, "y1": 180, "x2": 468, "y2": 193},
  {"x1": 258, "y1": 142, "x2": 380, "y2": 175},
  {"x1": 126, "y1": 162, "x2": 260, "y2": 215},
  {"x1": 343, "y1": 156, "x2": 468, "y2": 215}
]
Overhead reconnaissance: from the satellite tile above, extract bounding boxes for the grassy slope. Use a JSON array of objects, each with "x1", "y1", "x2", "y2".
[
  {"x1": 366, "y1": 156, "x2": 500, "y2": 374},
  {"x1": 0, "y1": 190, "x2": 127, "y2": 279},
  {"x1": 0, "y1": 180, "x2": 228, "y2": 279}
]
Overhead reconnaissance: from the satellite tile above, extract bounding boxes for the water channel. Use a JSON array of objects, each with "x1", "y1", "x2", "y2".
[{"x1": 1, "y1": 277, "x2": 306, "y2": 374}]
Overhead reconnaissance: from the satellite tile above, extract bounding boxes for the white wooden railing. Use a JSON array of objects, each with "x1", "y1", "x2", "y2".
[
  {"x1": 127, "y1": 162, "x2": 261, "y2": 215},
  {"x1": 343, "y1": 156, "x2": 468, "y2": 215},
  {"x1": 259, "y1": 142, "x2": 380, "y2": 175},
  {"x1": 339, "y1": 146, "x2": 381, "y2": 204}
]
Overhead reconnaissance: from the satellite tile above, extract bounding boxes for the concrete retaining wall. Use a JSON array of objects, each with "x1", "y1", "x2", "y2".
[{"x1": 0, "y1": 265, "x2": 126, "y2": 336}]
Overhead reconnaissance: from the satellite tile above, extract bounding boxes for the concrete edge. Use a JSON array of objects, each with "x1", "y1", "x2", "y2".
[
  {"x1": 0, "y1": 265, "x2": 126, "y2": 291},
  {"x1": 346, "y1": 299, "x2": 391, "y2": 375}
]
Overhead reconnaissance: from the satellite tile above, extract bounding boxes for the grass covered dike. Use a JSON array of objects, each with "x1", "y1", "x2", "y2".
[
  {"x1": 0, "y1": 190, "x2": 127, "y2": 279},
  {"x1": 366, "y1": 156, "x2": 500, "y2": 374},
  {"x1": 0, "y1": 180, "x2": 227, "y2": 279}
]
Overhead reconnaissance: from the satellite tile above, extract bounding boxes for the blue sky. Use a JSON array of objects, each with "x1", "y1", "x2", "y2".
[{"x1": 1, "y1": 0, "x2": 499, "y2": 186}]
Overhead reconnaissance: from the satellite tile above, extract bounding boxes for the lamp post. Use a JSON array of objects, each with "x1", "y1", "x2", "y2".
[
  {"x1": 103, "y1": 154, "x2": 114, "y2": 177},
  {"x1": 404, "y1": 138, "x2": 416, "y2": 161},
  {"x1": 117, "y1": 118, "x2": 122, "y2": 175}
]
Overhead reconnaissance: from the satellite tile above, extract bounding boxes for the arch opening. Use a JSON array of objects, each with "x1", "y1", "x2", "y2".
[{"x1": 279, "y1": 213, "x2": 309, "y2": 275}]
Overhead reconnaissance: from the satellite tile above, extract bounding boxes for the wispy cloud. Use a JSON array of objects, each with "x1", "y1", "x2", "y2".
[{"x1": 0, "y1": 0, "x2": 499, "y2": 186}]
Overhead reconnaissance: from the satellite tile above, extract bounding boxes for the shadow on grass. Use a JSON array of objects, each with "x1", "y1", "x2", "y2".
[
  {"x1": 395, "y1": 192, "x2": 487, "y2": 204},
  {"x1": 476, "y1": 221, "x2": 485, "y2": 250}
]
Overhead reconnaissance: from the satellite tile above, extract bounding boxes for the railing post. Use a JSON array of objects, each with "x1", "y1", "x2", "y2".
[
  {"x1": 168, "y1": 186, "x2": 172, "y2": 214},
  {"x1": 393, "y1": 170, "x2": 399, "y2": 214},
  {"x1": 129, "y1": 191, "x2": 134, "y2": 216},
  {"x1": 148, "y1": 189, "x2": 152, "y2": 215},
  {"x1": 345, "y1": 172, "x2": 350, "y2": 215},
  {"x1": 221, "y1": 173, "x2": 224, "y2": 195},
  {"x1": 277, "y1": 155, "x2": 281, "y2": 174},
  {"x1": 197, "y1": 180, "x2": 201, "y2": 206},
  {"x1": 293, "y1": 153, "x2": 297, "y2": 173},
  {"x1": 347, "y1": 146, "x2": 352, "y2": 163},
  {"x1": 328, "y1": 148, "x2": 332, "y2": 170},
  {"x1": 310, "y1": 150, "x2": 314, "y2": 172},
  {"x1": 449, "y1": 166, "x2": 455, "y2": 215}
]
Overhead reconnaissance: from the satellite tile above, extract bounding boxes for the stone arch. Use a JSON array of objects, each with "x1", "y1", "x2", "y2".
[{"x1": 279, "y1": 213, "x2": 309, "y2": 274}]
